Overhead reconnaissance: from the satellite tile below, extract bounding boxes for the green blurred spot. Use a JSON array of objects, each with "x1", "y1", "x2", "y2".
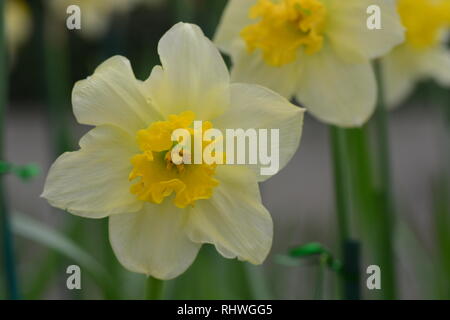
[
  {"x1": 288, "y1": 242, "x2": 343, "y2": 273},
  {"x1": 0, "y1": 161, "x2": 40, "y2": 181},
  {"x1": 13, "y1": 164, "x2": 41, "y2": 181},
  {"x1": 0, "y1": 161, "x2": 12, "y2": 173},
  {"x1": 289, "y1": 242, "x2": 327, "y2": 258}
]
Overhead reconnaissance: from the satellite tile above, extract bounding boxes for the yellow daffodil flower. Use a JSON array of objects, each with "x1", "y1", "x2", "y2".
[
  {"x1": 42, "y1": 23, "x2": 304, "y2": 279},
  {"x1": 215, "y1": 0, "x2": 405, "y2": 127},
  {"x1": 381, "y1": 0, "x2": 450, "y2": 108},
  {"x1": 5, "y1": 0, "x2": 31, "y2": 58}
]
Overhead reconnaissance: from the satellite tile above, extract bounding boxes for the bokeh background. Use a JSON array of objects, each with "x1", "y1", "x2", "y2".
[{"x1": 2, "y1": 0, "x2": 450, "y2": 299}]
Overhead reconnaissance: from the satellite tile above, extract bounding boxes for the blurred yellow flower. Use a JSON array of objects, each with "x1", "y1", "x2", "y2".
[
  {"x1": 381, "y1": 0, "x2": 450, "y2": 108},
  {"x1": 46, "y1": 0, "x2": 162, "y2": 40},
  {"x1": 42, "y1": 23, "x2": 304, "y2": 279},
  {"x1": 215, "y1": 0, "x2": 405, "y2": 127},
  {"x1": 5, "y1": 0, "x2": 31, "y2": 58}
]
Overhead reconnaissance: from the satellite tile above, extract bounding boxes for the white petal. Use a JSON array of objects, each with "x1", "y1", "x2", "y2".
[
  {"x1": 214, "y1": 0, "x2": 254, "y2": 53},
  {"x1": 186, "y1": 165, "x2": 272, "y2": 265},
  {"x1": 215, "y1": 83, "x2": 304, "y2": 181},
  {"x1": 214, "y1": 0, "x2": 300, "y2": 98},
  {"x1": 381, "y1": 45, "x2": 420, "y2": 108},
  {"x1": 73, "y1": 56, "x2": 161, "y2": 135},
  {"x1": 42, "y1": 125, "x2": 142, "y2": 218},
  {"x1": 296, "y1": 46, "x2": 376, "y2": 127},
  {"x1": 421, "y1": 47, "x2": 450, "y2": 88},
  {"x1": 109, "y1": 202, "x2": 201, "y2": 279},
  {"x1": 326, "y1": 0, "x2": 405, "y2": 63},
  {"x1": 381, "y1": 45, "x2": 450, "y2": 109},
  {"x1": 144, "y1": 23, "x2": 230, "y2": 120},
  {"x1": 230, "y1": 47, "x2": 301, "y2": 98}
]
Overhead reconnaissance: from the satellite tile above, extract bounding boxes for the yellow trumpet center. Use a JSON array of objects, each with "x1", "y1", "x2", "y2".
[
  {"x1": 240, "y1": 0, "x2": 327, "y2": 67},
  {"x1": 129, "y1": 111, "x2": 219, "y2": 208},
  {"x1": 398, "y1": 0, "x2": 450, "y2": 49}
]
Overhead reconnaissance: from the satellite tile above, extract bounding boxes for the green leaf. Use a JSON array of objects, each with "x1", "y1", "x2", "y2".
[{"x1": 11, "y1": 212, "x2": 107, "y2": 282}]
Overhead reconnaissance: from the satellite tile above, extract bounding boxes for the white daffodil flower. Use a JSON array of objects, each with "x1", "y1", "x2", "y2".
[
  {"x1": 42, "y1": 23, "x2": 304, "y2": 280},
  {"x1": 215, "y1": 0, "x2": 405, "y2": 127}
]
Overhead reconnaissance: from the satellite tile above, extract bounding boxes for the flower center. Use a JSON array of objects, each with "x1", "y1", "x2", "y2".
[
  {"x1": 240, "y1": 0, "x2": 327, "y2": 67},
  {"x1": 398, "y1": 0, "x2": 450, "y2": 49},
  {"x1": 129, "y1": 111, "x2": 219, "y2": 208}
]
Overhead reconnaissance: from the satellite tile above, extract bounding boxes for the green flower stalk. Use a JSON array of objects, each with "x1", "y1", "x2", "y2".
[
  {"x1": 329, "y1": 127, "x2": 361, "y2": 300},
  {"x1": 343, "y1": 122, "x2": 396, "y2": 300},
  {"x1": 146, "y1": 276, "x2": 164, "y2": 300},
  {"x1": 0, "y1": 0, "x2": 20, "y2": 300},
  {"x1": 371, "y1": 61, "x2": 396, "y2": 299}
]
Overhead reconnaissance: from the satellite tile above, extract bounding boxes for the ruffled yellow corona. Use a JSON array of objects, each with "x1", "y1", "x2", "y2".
[
  {"x1": 241, "y1": 0, "x2": 327, "y2": 67},
  {"x1": 129, "y1": 111, "x2": 219, "y2": 208}
]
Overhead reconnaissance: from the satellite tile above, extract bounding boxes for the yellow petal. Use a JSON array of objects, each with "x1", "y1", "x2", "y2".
[
  {"x1": 186, "y1": 165, "x2": 272, "y2": 265},
  {"x1": 144, "y1": 23, "x2": 230, "y2": 121},
  {"x1": 326, "y1": 0, "x2": 405, "y2": 63},
  {"x1": 109, "y1": 202, "x2": 201, "y2": 279},
  {"x1": 42, "y1": 126, "x2": 143, "y2": 218},
  {"x1": 296, "y1": 46, "x2": 376, "y2": 127},
  {"x1": 73, "y1": 56, "x2": 161, "y2": 135},
  {"x1": 215, "y1": 83, "x2": 304, "y2": 181}
]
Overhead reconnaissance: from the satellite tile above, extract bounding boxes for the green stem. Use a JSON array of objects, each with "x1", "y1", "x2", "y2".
[
  {"x1": 345, "y1": 126, "x2": 395, "y2": 300},
  {"x1": 43, "y1": 20, "x2": 72, "y2": 154},
  {"x1": 433, "y1": 176, "x2": 450, "y2": 298},
  {"x1": 314, "y1": 258, "x2": 325, "y2": 300},
  {"x1": 371, "y1": 61, "x2": 396, "y2": 299},
  {"x1": 0, "y1": 187, "x2": 20, "y2": 300},
  {"x1": 439, "y1": 86, "x2": 450, "y2": 201},
  {"x1": 341, "y1": 239, "x2": 361, "y2": 300},
  {"x1": 29, "y1": 0, "x2": 72, "y2": 155},
  {"x1": 343, "y1": 62, "x2": 396, "y2": 299},
  {"x1": 329, "y1": 126, "x2": 360, "y2": 300},
  {"x1": 145, "y1": 276, "x2": 164, "y2": 300},
  {"x1": 245, "y1": 263, "x2": 273, "y2": 299},
  {"x1": 329, "y1": 127, "x2": 351, "y2": 244},
  {"x1": 433, "y1": 85, "x2": 450, "y2": 298},
  {"x1": 0, "y1": 0, "x2": 20, "y2": 300}
]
